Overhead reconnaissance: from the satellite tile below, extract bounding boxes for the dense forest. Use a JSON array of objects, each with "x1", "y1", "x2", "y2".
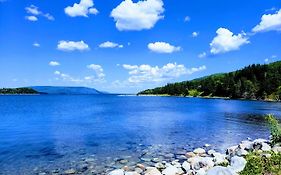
[
  {"x1": 0, "y1": 88, "x2": 38, "y2": 94},
  {"x1": 138, "y1": 61, "x2": 281, "y2": 101}
]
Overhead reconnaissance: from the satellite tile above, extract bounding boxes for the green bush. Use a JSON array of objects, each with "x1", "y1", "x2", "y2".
[
  {"x1": 188, "y1": 89, "x2": 203, "y2": 97},
  {"x1": 240, "y1": 152, "x2": 281, "y2": 175},
  {"x1": 265, "y1": 114, "x2": 281, "y2": 144}
]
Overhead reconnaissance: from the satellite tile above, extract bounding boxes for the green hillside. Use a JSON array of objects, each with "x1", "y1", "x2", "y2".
[
  {"x1": 138, "y1": 61, "x2": 281, "y2": 101},
  {"x1": 0, "y1": 88, "x2": 38, "y2": 95}
]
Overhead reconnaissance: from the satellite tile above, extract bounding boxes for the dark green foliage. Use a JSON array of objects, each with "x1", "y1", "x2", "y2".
[
  {"x1": 240, "y1": 152, "x2": 281, "y2": 175},
  {"x1": 266, "y1": 114, "x2": 281, "y2": 144},
  {"x1": 217, "y1": 162, "x2": 229, "y2": 167},
  {"x1": 0, "y1": 88, "x2": 38, "y2": 94},
  {"x1": 138, "y1": 61, "x2": 281, "y2": 100}
]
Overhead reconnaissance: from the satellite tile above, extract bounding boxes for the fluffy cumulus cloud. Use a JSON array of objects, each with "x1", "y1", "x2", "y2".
[
  {"x1": 57, "y1": 40, "x2": 90, "y2": 51},
  {"x1": 65, "y1": 0, "x2": 98, "y2": 17},
  {"x1": 252, "y1": 9, "x2": 281, "y2": 33},
  {"x1": 25, "y1": 5, "x2": 54, "y2": 21},
  {"x1": 49, "y1": 61, "x2": 60, "y2": 66},
  {"x1": 148, "y1": 42, "x2": 181, "y2": 53},
  {"x1": 25, "y1": 16, "x2": 38, "y2": 21},
  {"x1": 99, "y1": 41, "x2": 123, "y2": 48},
  {"x1": 122, "y1": 63, "x2": 206, "y2": 83},
  {"x1": 87, "y1": 64, "x2": 105, "y2": 79},
  {"x1": 110, "y1": 0, "x2": 164, "y2": 31},
  {"x1": 54, "y1": 71, "x2": 87, "y2": 83},
  {"x1": 210, "y1": 28, "x2": 249, "y2": 54}
]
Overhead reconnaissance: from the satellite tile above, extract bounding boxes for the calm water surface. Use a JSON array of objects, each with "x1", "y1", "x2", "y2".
[{"x1": 0, "y1": 95, "x2": 280, "y2": 174}]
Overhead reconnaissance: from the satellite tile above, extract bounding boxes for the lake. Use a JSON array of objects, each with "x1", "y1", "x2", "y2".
[{"x1": 0, "y1": 95, "x2": 280, "y2": 174}]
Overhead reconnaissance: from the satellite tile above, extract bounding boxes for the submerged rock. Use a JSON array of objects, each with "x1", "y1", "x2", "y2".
[
  {"x1": 193, "y1": 148, "x2": 206, "y2": 155},
  {"x1": 64, "y1": 169, "x2": 76, "y2": 174}
]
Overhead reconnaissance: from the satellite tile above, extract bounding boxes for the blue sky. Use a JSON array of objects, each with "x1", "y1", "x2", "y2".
[{"x1": 0, "y1": 0, "x2": 280, "y2": 93}]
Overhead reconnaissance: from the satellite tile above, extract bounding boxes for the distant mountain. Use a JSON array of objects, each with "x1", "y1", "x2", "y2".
[
  {"x1": 30, "y1": 86, "x2": 105, "y2": 95},
  {"x1": 138, "y1": 61, "x2": 281, "y2": 101}
]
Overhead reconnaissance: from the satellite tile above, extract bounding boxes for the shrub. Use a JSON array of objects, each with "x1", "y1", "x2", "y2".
[
  {"x1": 240, "y1": 152, "x2": 281, "y2": 175},
  {"x1": 188, "y1": 89, "x2": 203, "y2": 97},
  {"x1": 265, "y1": 114, "x2": 281, "y2": 145}
]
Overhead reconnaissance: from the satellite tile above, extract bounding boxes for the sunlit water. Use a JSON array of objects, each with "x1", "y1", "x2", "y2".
[{"x1": 0, "y1": 95, "x2": 280, "y2": 174}]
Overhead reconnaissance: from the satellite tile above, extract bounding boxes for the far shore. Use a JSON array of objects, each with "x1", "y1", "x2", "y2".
[{"x1": 137, "y1": 94, "x2": 280, "y2": 103}]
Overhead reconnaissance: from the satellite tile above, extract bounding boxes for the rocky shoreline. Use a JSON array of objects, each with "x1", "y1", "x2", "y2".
[{"x1": 107, "y1": 138, "x2": 281, "y2": 175}]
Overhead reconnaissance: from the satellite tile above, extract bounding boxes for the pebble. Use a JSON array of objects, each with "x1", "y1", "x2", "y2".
[
  {"x1": 185, "y1": 152, "x2": 196, "y2": 158},
  {"x1": 64, "y1": 169, "x2": 76, "y2": 174},
  {"x1": 136, "y1": 163, "x2": 145, "y2": 170},
  {"x1": 193, "y1": 148, "x2": 206, "y2": 155}
]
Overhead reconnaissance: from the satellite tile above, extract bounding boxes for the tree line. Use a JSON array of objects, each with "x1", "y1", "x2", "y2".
[
  {"x1": 0, "y1": 88, "x2": 38, "y2": 94},
  {"x1": 138, "y1": 61, "x2": 281, "y2": 101}
]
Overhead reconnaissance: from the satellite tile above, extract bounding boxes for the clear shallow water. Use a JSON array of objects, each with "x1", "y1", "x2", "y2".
[{"x1": 0, "y1": 95, "x2": 280, "y2": 174}]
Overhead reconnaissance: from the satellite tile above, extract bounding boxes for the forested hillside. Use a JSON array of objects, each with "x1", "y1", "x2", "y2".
[
  {"x1": 0, "y1": 88, "x2": 38, "y2": 94},
  {"x1": 138, "y1": 61, "x2": 281, "y2": 101}
]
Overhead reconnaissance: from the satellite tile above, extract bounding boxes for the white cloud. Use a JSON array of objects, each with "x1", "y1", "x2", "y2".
[
  {"x1": 25, "y1": 16, "x2": 38, "y2": 21},
  {"x1": 33, "y1": 42, "x2": 40, "y2": 47},
  {"x1": 210, "y1": 28, "x2": 249, "y2": 54},
  {"x1": 264, "y1": 58, "x2": 269, "y2": 63},
  {"x1": 54, "y1": 71, "x2": 61, "y2": 75},
  {"x1": 110, "y1": 0, "x2": 164, "y2": 31},
  {"x1": 87, "y1": 64, "x2": 105, "y2": 79},
  {"x1": 54, "y1": 71, "x2": 82, "y2": 83},
  {"x1": 26, "y1": 5, "x2": 41, "y2": 15},
  {"x1": 44, "y1": 13, "x2": 55, "y2": 21},
  {"x1": 49, "y1": 61, "x2": 60, "y2": 66},
  {"x1": 198, "y1": 52, "x2": 206, "y2": 58},
  {"x1": 25, "y1": 5, "x2": 54, "y2": 21},
  {"x1": 184, "y1": 16, "x2": 190, "y2": 22},
  {"x1": 99, "y1": 41, "x2": 123, "y2": 48},
  {"x1": 252, "y1": 9, "x2": 281, "y2": 33},
  {"x1": 192, "y1": 32, "x2": 199, "y2": 37},
  {"x1": 57, "y1": 40, "x2": 90, "y2": 51},
  {"x1": 122, "y1": 63, "x2": 206, "y2": 83},
  {"x1": 65, "y1": 0, "x2": 98, "y2": 17},
  {"x1": 148, "y1": 42, "x2": 181, "y2": 53},
  {"x1": 54, "y1": 65, "x2": 105, "y2": 84}
]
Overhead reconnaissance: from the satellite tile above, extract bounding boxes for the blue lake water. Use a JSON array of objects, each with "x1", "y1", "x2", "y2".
[{"x1": 0, "y1": 95, "x2": 280, "y2": 174}]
